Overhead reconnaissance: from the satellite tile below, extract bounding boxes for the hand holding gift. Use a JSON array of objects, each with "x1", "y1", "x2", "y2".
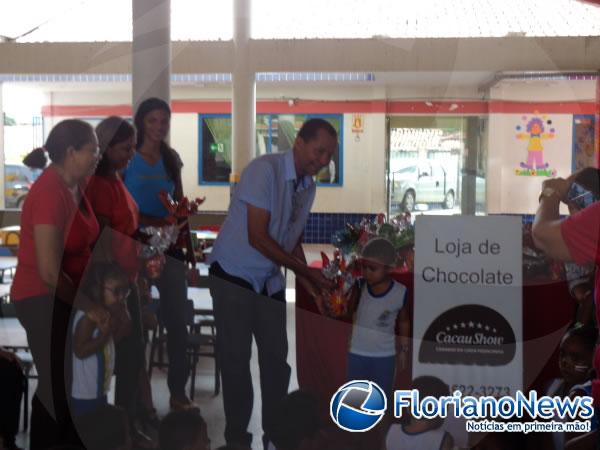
[
  {"x1": 158, "y1": 191, "x2": 205, "y2": 221},
  {"x1": 322, "y1": 212, "x2": 415, "y2": 318},
  {"x1": 320, "y1": 249, "x2": 358, "y2": 317},
  {"x1": 159, "y1": 191, "x2": 206, "y2": 256},
  {"x1": 138, "y1": 191, "x2": 207, "y2": 279}
]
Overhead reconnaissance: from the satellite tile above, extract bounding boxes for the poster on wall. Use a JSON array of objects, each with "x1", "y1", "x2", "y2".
[
  {"x1": 413, "y1": 215, "x2": 523, "y2": 397},
  {"x1": 492, "y1": 113, "x2": 572, "y2": 214},
  {"x1": 572, "y1": 115, "x2": 597, "y2": 171},
  {"x1": 514, "y1": 112, "x2": 557, "y2": 177}
]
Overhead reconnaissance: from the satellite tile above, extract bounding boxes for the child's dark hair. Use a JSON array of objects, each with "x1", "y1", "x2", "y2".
[
  {"x1": 82, "y1": 262, "x2": 129, "y2": 304},
  {"x1": 471, "y1": 429, "x2": 526, "y2": 449},
  {"x1": 411, "y1": 375, "x2": 450, "y2": 398},
  {"x1": 95, "y1": 116, "x2": 135, "y2": 177},
  {"x1": 270, "y1": 390, "x2": 320, "y2": 450},
  {"x1": 407, "y1": 376, "x2": 450, "y2": 428},
  {"x1": 215, "y1": 446, "x2": 251, "y2": 450},
  {"x1": 563, "y1": 324, "x2": 598, "y2": 354},
  {"x1": 47, "y1": 446, "x2": 85, "y2": 450},
  {"x1": 159, "y1": 410, "x2": 207, "y2": 450},
  {"x1": 134, "y1": 97, "x2": 182, "y2": 183},
  {"x1": 573, "y1": 167, "x2": 600, "y2": 198},
  {"x1": 361, "y1": 237, "x2": 397, "y2": 267},
  {"x1": 45, "y1": 119, "x2": 96, "y2": 164},
  {"x1": 74, "y1": 404, "x2": 129, "y2": 450},
  {"x1": 23, "y1": 147, "x2": 48, "y2": 170}
]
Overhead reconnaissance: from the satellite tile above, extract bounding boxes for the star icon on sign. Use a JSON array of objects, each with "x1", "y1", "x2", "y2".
[
  {"x1": 493, "y1": 328, "x2": 497, "y2": 333},
  {"x1": 485, "y1": 325, "x2": 490, "y2": 331},
  {"x1": 453, "y1": 324, "x2": 458, "y2": 330},
  {"x1": 468, "y1": 321, "x2": 474, "y2": 328},
  {"x1": 460, "y1": 323, "x2": 466, "y2": 328},
  {"x1": 477, "y1": 323, "x2": 482, "y2": 329}
]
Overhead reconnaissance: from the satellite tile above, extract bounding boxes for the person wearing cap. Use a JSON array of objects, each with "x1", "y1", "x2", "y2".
[{"x1": 346, "y1": 237, "x2": 410, "y2": 398}]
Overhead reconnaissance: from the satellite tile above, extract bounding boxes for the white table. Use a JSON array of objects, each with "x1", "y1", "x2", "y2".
[
  {"x1": 0, "y1": 284, "x2": 11, "y2": 301},
  {"x1": 0, "y1": 318, "x2": 28, "y2": 348},
  {"x1": 193, "y1": 230, "x2": 218, "y2": 242},
  {"x1": 188, "y1": 287, "x2": 213, "y2": 311},
  {"x1": 0, "y1": 256, "x2": 17, "y2": 283},
  {"x1": 196, "y1": 262, "x2": 210, "y2": 277}
]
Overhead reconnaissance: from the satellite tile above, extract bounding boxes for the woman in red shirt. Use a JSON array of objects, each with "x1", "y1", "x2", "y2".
[
  {"x1": 86, "y1": 116, "x2": 157, "y2": 447},
  {"x1": 533, "y1": 170, "x2": 600, "y2": 448},
  {"x1": 11, "y1": 119, "x2": 103, "y2": 449}
]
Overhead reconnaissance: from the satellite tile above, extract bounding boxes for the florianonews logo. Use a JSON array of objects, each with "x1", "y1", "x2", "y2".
[{"x1": 330, "y1": 380, "x2": 387, "y2": 432}]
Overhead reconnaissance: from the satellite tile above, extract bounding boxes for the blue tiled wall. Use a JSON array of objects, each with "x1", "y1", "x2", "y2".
[
  {"x1": 490, "y1": 213, "x2": 535, "y2": 224},
  {"x1": 491, "y1": 213, "x2": 564, "y2": 224},
  {"x1": 303, "y1": 213, "x2": 553, "y2": 244},
  {"x1": 203, "y1": 212, "x2": 546, "y2": 245},
  {"x1": 304, "y1": 213, "x2": 377, "y2": 244}
]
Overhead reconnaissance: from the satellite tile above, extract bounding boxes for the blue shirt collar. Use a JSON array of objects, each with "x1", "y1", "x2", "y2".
[{"x1": 284, "y1": 150, "x2": 313, "y2": 191}]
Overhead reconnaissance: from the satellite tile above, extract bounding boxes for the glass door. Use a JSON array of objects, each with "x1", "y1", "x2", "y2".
[{"x1": 387, "y1": 116, "x2": 487, "y2": 217}]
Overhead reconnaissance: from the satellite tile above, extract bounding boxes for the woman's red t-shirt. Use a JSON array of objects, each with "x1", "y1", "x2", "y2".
[
  {"x1": 86, "y1": 174, "x2": 140, "y2": 281},
  {"x1": 560, "y1": 202, "x2": 600, "y2": 406},
  {"x1": 11, "y1": 167, "x2": 100, "y2": 301}
]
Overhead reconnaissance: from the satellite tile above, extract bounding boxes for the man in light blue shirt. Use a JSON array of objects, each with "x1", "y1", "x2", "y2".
[{"x1": 208, "y1": 118, "x2": 337, "y2": 449}]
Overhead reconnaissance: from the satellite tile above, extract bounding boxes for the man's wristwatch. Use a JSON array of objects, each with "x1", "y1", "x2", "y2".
[{"x1": 538, "y1": 187, "x2": 561, "y2": 203}]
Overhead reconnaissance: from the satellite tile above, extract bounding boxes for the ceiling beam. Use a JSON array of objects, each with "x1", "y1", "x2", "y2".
[{"x1": 0, "y1": 36, "x2": 598, "y2": 74}]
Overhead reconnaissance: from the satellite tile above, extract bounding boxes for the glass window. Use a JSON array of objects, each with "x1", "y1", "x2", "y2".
[
  {"x1": 256, "y1": 114, "x2": 271, "y2": 156},
  {"x1": 2, "y1": 92, "x2": 44, "y2": 209},
  {"x1": 199, "y1": 115, "x2": 232, "y2": 184},
  {"x1": 398, "y1": 165, "x2": 417, "y2": 175},
  {"x1": 269, "y1": 114, "x2": 307, "y2": 154},
  {"x1": 388, "y1": 117, "x2": 470, "y2": 215},
  {"x1": 2, "y1": 80, "x2": 135, "y2": 211},
  {"x1": 198, "y1": 113, "x2": 344, "y2": 186}
]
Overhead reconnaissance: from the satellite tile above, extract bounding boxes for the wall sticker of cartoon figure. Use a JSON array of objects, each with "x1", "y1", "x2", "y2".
[{"x1": 516, "y1": 115, "x2": 555, "y2": 170}]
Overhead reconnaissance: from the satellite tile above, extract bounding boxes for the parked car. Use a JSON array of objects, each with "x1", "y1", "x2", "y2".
[
  {"x1": 4, "y1": 164, "x2": 34, "y2": 209},
  {"x1": 390, "y1": 160, "x2": 458, "y2": 212}
]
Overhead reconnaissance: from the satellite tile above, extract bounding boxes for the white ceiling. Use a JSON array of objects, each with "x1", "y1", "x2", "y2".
[{"x1": 1, "y1": 0, "x2": 599, "y2": 42}]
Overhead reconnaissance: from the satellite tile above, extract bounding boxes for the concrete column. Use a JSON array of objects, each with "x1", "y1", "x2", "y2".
[
  {"x1": 231, "y1": 0, "x2": 255, "y2": 185},
  {"x1": 0, "y1": 83, "x2": 5, "y2": 210},
  {"x1": 132, "y1": 0, "x2": 171, "y2": 113},
  {"x1": 461, "y1": 117, "x2": 480, "y2": 215},
  {"x1": 596, "y1": 74, "x2": 600, "y2": 167}
]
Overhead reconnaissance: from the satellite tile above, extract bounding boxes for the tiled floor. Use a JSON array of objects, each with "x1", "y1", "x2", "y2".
[
  {"x1": 11, "y1": 244, "x2": 334, "y2": 450},
  {"x1": 147, "y1": 301, "x2": 301, "y2": 450},
  {"x1": 12, "y1": 306, "x2": 299, "y2": 450}
]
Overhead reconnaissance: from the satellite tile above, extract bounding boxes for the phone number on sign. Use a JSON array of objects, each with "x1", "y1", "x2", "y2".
[{"x1": 451, "y1": 384, "x2": 511, "y2": 397}]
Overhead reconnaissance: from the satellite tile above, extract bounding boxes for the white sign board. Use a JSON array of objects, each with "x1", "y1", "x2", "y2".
[{"x1": 413, "y1": 216, "x2": 523, "y2": 397}]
